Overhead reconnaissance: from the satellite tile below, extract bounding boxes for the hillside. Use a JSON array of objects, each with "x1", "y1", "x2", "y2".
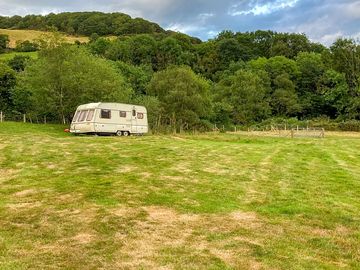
[
  {"x1": 0, "y1": 29, "x2": 89, "y2": 48},
  {"x1": 0, "y1": 12, "x2": 166, "y2": 37},
  {"x1": 0, "y1": 12, "x2": 359, "y2": 127}
]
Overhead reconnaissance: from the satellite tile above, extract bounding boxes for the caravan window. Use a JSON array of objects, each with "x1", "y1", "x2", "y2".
[
  {"x1": 137, "y1": 112, "x2": 144, "y2": 119},
  {"x1": 132, "y1": 109, "x2": 136, "y2": 117},
  {"x1": 86, "y1": 110, "x2": 95, "y2": 121},
  {"x1": 78, "y1": 110, "x2": 88, "y2": 122},
  {"x1": 101, "y1": 109, "x2": 111, "y2": 119},
  {"x1": 120, "y1": 111, "x2": 127, "y2": 118},
  {"x1": 73, "y1": 111, "x2": 80, "y2": 122}
]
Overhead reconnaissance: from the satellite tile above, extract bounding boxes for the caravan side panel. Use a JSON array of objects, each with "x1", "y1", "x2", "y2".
[{"x1": 94, "y1": 108, "x2": 128, "y2": 133}]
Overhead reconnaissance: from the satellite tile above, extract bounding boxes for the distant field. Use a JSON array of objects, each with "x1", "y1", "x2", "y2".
[
  {"x1": 0, "y1": 29, "x2": 89, "y2": 48},
  {"x1": 0, "y1": 51, "x2": 38, "y2": 61},
  {"x1": 0, "y1": 122, "x2": 359, "y2": 269}
]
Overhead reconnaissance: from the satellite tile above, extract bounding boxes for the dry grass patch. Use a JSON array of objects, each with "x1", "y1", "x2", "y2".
[
  {"x1": 116, "y1": 165, "x2": 139, "y2": 174},
  {"x1": 0, "y1": 29, "x2": 89, "y2": 48},
  {"x1": 71, "y1": 233, "x2": 95, "y2": 245},
  {"x1": 109, "y1": 206, "x2": 265, "y2": 269},
  {"x1": 6, "y1": 201, "x2": 42, "y2": 210},
  {"x1": 0, "y1": 168, "x2": 19, "y2": 182},
  {"x1": 13, "y1": 189, "x2": 37, "y2": 197}
]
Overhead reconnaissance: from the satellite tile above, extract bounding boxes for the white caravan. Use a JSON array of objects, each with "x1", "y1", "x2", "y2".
[{"x1": 70, "y1": 103, "x2": 148, "y2": 136}]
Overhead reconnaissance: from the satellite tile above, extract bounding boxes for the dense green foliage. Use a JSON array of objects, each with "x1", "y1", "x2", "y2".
[
  {"x1": 0, "y1": 12, "x2": 165, "y2": 36},
  {"x1": 1, "y1": 12, "x2": 360, "y2": 130},
  {"x1": 214, "y1": 70, "x2": 271, "y2": 125},
  {"x1": 0, "y1": 34, "x2": 9, "y2": 53},
  {"x1": 147, "y1": 66, "x2": 211, "y2": 131},
  {"x1": 15, "y1": 40, "x2": 132, "y2": 123},
  {"x1": 7, "y1": 55, "x2": 31, "y2": 72},
  {"x1": 15, "y1": 40, "x2": 39, "y2": 52},
  {"x1": 0, "y1": 62, "x2": 16, "y2": 111}
]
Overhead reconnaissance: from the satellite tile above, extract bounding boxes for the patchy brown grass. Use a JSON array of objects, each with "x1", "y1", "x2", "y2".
[
  {"x1": 0, "y1": 123, "x2": 360, "y2": 269},
  {"x1": 0, "y1": 168, "x2": 19, "y2": 182},
  {"x1": 107, "y1": 206, "x2": 265, "y2": 269},
  {"x1": 13, "y1": 189, "x2": 37, "y2": 197},
  {"x1": 0, "y1": 29, "x2": 89, "y2": 48}
]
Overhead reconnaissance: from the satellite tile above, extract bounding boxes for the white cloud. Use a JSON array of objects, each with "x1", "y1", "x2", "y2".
[
  {"x1": 207, "y1": 30, "x2": 220, "y2": 38},
  {"x1": 166, "y1": 12, "x2": 215, "y2": 37},
  {"x1": 318, "y1": 31, "x2": 343, "y2": 45},
  {"x1": 167, "y1": 23, "x2": 204, "y2": 33},
  {"x1": 272, "y1": 0, "x2": 360, "y2": 45},
  {"x1": 230, "y1": 0, "x2": 299, "y2": 16},
  {"x1": 343, "y1": 1, "x2": 360, "y2": 19}
]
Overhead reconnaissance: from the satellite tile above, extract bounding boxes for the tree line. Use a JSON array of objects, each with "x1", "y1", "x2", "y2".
[
  {"x1": 0, "y1": 12, "x2": 360, "y2": 131},
  {"x1": 0, "y1": 12, "x2": 168, "y2": 37}
]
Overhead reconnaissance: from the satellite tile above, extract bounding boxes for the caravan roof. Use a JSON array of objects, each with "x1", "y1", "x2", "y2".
[{"x1": 76, "y1": 103, "x2": 147, "y2": 113}]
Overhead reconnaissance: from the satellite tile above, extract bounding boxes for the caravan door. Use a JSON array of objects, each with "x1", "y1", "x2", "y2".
[{"x1": 131, "y1": 107, "x2": 138, "y2": 133}]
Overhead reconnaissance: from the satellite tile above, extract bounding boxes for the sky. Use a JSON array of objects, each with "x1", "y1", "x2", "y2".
[{"x1": 0, "y1": 0, "x2": 359, "y2": 45}]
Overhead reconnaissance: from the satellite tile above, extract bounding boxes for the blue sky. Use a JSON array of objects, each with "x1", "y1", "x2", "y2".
[{"x1": 0, "y1": 0, "x2": 359, "y2": 45}]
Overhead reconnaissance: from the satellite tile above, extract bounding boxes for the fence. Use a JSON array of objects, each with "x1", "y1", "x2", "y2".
[
  {"x1": 289, "y1": 127, "x2": 325, "y2": 138},
  {"x1": 241, "y1": 125, "x2": 325, "y2": 138},
  {"x1": 0, "y1": 111, "x2": 51, "y2": 124},
  {"x1": 266, "y1": 127, "x2": 325, "y2": 138},
  {"x1": 0, "y1": 111, "x2": 28, "y2": 123}
]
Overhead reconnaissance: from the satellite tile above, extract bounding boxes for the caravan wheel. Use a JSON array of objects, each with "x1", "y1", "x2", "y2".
[
  {"x1": 116, "y1": 130, "x2": 122, "y2": 137},
  {"x1": 122, "y1": 131, "x2": 130, "y2": 137}
]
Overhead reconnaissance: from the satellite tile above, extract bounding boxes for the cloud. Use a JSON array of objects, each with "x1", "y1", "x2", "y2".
[
  {"x1": 0, "y1": 0, "x2": 359, "y2": 45},
  {"x1": 167, "y1": 12, "x2": 216, "y2": 39},
  {"x1": 273, "y1": 0, "x2": 360, "y2": 45},
  {"x1": 229, "y1": 0, "x2": 299, "y2": 16}
]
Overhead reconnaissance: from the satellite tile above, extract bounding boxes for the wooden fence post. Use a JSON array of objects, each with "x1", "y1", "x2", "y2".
[
  {"x1": 23, "y1": 114, "x2": 26, "y2": 123},
  {"x1": 0, "y1": 111, "x2": 2, "y2": 123}
]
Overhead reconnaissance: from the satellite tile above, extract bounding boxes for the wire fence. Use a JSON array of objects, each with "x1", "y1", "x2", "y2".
[
  {"x1": 0, "y1": 111, "x2": 58, "y2": 124},
  {"x1": 261, "y1": 127, "x2": 326, "y2": 138},
  {"x1": 231, "y1": 125, "x2": 326, "y2": 138}
]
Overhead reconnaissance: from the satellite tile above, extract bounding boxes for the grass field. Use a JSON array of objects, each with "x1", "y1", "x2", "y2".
[
  {"x1": 0, "y1": 122, "x2": 359, "y2": 269},
  {"x1": 0, "y1": 29, "x2": 89, "y2": 48},
  {"x1": 0, "y1": 51, "x2": 38, "y2": 61}
]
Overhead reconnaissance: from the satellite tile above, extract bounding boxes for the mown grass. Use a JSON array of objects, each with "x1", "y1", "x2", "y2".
[
  {"x1": 0, "y1": 122, "x2": 359, "y2": 269},
  {"x1": 0, "y1": 51, "x2": 38, "y2": 61}
]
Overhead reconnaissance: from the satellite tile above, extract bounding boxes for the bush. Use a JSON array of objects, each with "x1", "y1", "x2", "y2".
[
  {"x1": 0, "y1": 34, "x2": 9, "y2": 53},
  {"x1": 195, "y1": 119, "x2": 214, "y2": 132},
  {"x1": 338, "y1": 120, "x2": 360, "y2": 132},
  {"x1": 15, "y1": 40, "x2": 39, "y2": 52},
  {"x1": 8, "y1": 55, "x2": 31, "y2": 72}
]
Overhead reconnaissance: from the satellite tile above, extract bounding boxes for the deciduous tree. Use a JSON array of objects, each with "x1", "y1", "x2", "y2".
[
  {"x1": 17, "y1": 43, "x2": 132, "y2": 123},
  {"x1": 147, "y1": 66, "x2": 211, "y2": 130}
]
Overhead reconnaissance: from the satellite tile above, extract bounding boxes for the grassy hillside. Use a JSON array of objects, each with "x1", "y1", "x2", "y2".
[
  {"x1": 0, "y1": 29, "x2": 89, "y2": 48},
  {"x1": 0, "y1": 122, "x2": 359, "y2": 269},
  {"x1": 0, "y1": 51, "x2": 38, "y2": 61}
]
